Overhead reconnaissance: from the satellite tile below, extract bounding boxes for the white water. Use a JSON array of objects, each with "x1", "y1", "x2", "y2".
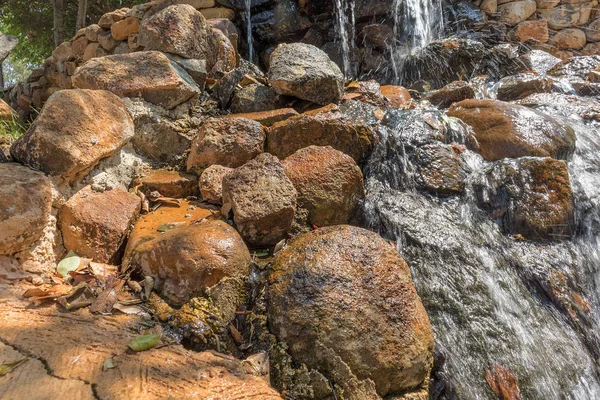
[
  {"x1": 246, "y1": 0, "x2": 254, "y2": 62},
  {"x1": 333, "y1": 0, "x2": 356, "y2": 78}
]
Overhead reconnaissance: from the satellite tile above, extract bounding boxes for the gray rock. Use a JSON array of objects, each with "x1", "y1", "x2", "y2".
[
  {"x1": 0, "y1": 32, "x2": 18, "y2": 62},
  {"x1": 230, "y1": 84, "x2": 286, "y2": 113}
]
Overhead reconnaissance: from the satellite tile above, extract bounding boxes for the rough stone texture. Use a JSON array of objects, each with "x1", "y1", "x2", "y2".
[
  {"x1": 200, "y1": 165, "x2": 233, "y2": 204},
  {"x1": 585, "y1": 17, "x2": 600, "y2": 41},
  {"x1": 98, "y1": 8, "x2": 128, "y2": 29},
  {"x1": 539, "y1": 2, "x2": 594, "y2": 30},
  {"x1": 496, "y1": 73, "x2": 554, "y2": 100},
  {"x1": 230, "y1": 84, "x2": 286, "y2": 113},
  {"x1": 548, "y1": 55, "x2": 600, "y2": 79},
  {"x1": 267, "y1": 225, "x2": 434, "y2": 397},
  {"x1": 476, "y1": 157, "x2": 575, "y2": 241},
  {"x1": 111, "y1": 16, "x2": 140, "y2": 41},
  {"x1": 447, "y1": 99, "x2": 576, "y2": 161},
  {"x1": 58, "y1": 186, "x2": 141, "y2": 264},
  {"x1": 268, "y1": 43, "x2": 344, "y2": 105},
  {"x1": 0, "y1": 163, "x2": 52, "y2": 255},
  {"x1": 426, "y1": 81, "x2": 475, "y2": 108},
  {"x1": 132, "y1": 169, "x2": 199, "y2": 198},
  {"x1": 515, "y1": 20, "x2": 550, "y2": 42},
  {"x1": 414, "y1": 143, "x2": 468, "y2": 196},
  {"x1": 222, "y1": 153, "x2": 297, "y2": 247},
  {"x1": 0, "y1": 98, "x2": 16, "y2": 121},
  {"x1": 282, "y1": 146, "x2": 364, "y2": 226},
  {"x1": 97, "y1": 29, "x2": 119, "y2": 51},
  {"x1": 10, "y1": 90, "x2": 134, "y2": 185},
  {"x1": 550, "y1": 28, "x2": 587, "y2": 49},
  {"x1": 138, "y1": 4, "x2": 231, "y2": 75},
  {"x1": 186, "y1": 117, "x2": 266, "y2": 174},
  {"x1": 222, "y1": 108, "x2": 299, "y2": 126},
  {"x1": 498, "y1": 0, "x2": 537, "y2": 24},
  {"x1": 267, "y1": 108, "x2": 376, "y2": 163},
  {"x1": 126, "y1": 218, "x2": 250, "y2": 306},
  {"x1": 72, "y1": 51, "x2": 201, "y2": 110}
]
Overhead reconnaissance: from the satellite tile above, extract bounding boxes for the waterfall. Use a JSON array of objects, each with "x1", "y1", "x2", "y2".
[
  {"x1": 246, "y1": 0, "x2": 254, "y2": 62},
  {"x1": 334, "y1": 0, "x2": 356, "y2": 78}
]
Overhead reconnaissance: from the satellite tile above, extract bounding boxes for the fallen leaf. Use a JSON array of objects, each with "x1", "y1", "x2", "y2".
[
  {"x1": 128, "y1": 333, "x2": 161, "y2": 352},
  {"x1": 229, "y1": 323, "x2": 244, "y2": 346},
  {"x1": 103, "y1": 357, "x2": 115, "y2": 371},
  {"x1": 90, "y1": 279, "x2": 125, "y2": 314},
  {"x1": 0, "y1": 358, "x2": 27, "y2": 376},
  {"x1": 56, "y1": 283, "x2": 95, "y2": 311},
  {"x1": 23, "y1": 284, "x2": 74, "y2": 303},
  {"x1": 113, "y1": 303, "x2": 149, "y2": 317},
  {"x1": 57, "y1": 251, "x2": 81, "y2": 278}
]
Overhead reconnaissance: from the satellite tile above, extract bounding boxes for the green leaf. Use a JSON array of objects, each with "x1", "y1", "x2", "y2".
[
  {"x1": 0, "y1": 358, "x2": 27, "y2": 376},
  {"x1": 57, "y1": 251, "x2": 81, "y2": 278},
  {"x1": 103, "y1": 357, "x2": 115, "y2": 371},
  {"x1": 253, "y1": 250, "x2": 270, "y2": 258},
  {"x1": 127, "y1": 333, "x2": 161, "y2": 352}
]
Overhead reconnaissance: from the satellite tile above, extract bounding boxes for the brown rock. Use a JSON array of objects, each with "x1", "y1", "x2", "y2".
[
  {"x1": 52, "y1": 42, "x2": 73, "y2": 62},
  {"x1": 447, "y1": 99, "x2": 576, "y2": 161},
  {"x1": 585, "y1": 17, "x2": 600, "y2": 41},
  {"x1": 550, "y1": 28, "x2": 587, "y2": 49},
  {"x1": 496, "y1": 73, "x2": 554, "y2": 101},
  {"x1": 344, "y1": 80, "x2": 387, "y2": 106},
  {"x1": 0, "y1": 98, "x2": 16, "y2": 121},
  {"x1": 486, "y1": 363, "x2": 521, "y2": 400},
  {"x1": 360, "y1": 24, "x2": 394, "y2": 50},
  {"x1": 282, "y1": 146, "x2": 364, "y2": 226},
  {"x1": 0, "y1": 163, "x2": 52, "y2": 255},
  {"x1": 498, "y1": 0, "x2": 537, "y2": 24},
  {"x1": 380, "y1": 85, "x2": 412, "y2": 107},
  {"x1": 59, "y1": 187, "x2": 141, "y2": 264},
  {"x1": 111, "y1": 16, "x2": 140, "y2": 41},
  {"x1": 132, "y1": 169, "x2": 199, "y2": 198},
  {"x1": 230, "y1": 84, "x2": 286, "y2": 114},
  {"x1": 71, "y1": 36, "x2": 89, "y2": 58},
  {"x1": 222, "y1": 153, "x2": 297, "y2": 247},
  {"x1": 539, "y1": 2, "x2": 594, "y2": 30},
  {"x1": 125, "y1": 218, "x2": 250, "y2": 306},
  {"x1": 581, "y1": 41, "x2": 600, "y2": 54},
  {"x1": 200, "y1": 7, "x2": 236, "y2": 19},
  {"x1": 515, "y1": 20, "x2": 550, "y2": 42},
  {"x1": 84, "y1": 24, "x2": 102, "y2": 42},
  {"x1": 208, "y1": 28, "x2": 238, "y2": 77},
  {"x1": 221, "y1": 108, "x2": 299, "y2": 127},
  {"x1": 82, "y1": 42, "x2": 107, "y2": 62},
  {"x1": 10, "y1": 90, "x2": 134, "y2": 184},
  {"x1": 199, "y1": 165, "x2": 233, "y2": 204},
  {"x1": 72, "y1": 51, "x2": 201, "y2": 110},
  {"x1": 426, "y1": 81, "x2": 475, "y2": 108},
  {"x1": 186, "y1": 117, "x2": 266, "y2": 175},
  {"x1": 536, "y1": 0, "x2": 560, "y2": 8},
  {"x1": 481, "y1": 0, "x2": 498, "y2": 14},
  {"x1": 414, "y1": 143, "x2": 468, "y2": 196},
  {"x1": 97, "y1": 29, "x2": 119, "y2": 52},
  {"x1": 98, "y1": 8, "x2": 129, "y2": 29},
  {"x1": 267, "y1": 108, "x2": 376, "y2": 163},
  {"x1": 267, "y1": 225, "x2": 434, "y2": 396}
]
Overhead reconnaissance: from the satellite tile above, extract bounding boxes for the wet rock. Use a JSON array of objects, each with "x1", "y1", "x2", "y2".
[
  {"x1": 447, "y1": 99, "x2": 576, "y2": 161},
  {"x1": 360, "y1": 23, "x2": 394, "y2": 50},
  {"x1": 267, "y1": 108, "x2": 376, "y2": 163},
  {"x1": 267, "y1": 225, "x2": 434, "y2": 397},
  {"x1": 222, "y1": 153, "x2": 297, "y2": 247},
  {"x1": 251, "y1": 0, "x2": 311, "y2": 42},
  {"x1": 516, "y1": 92, "x2": 600, "y2": 121},
  {"x1": 132, "y1": 169, "x2": 199, "y2": 198},
  {"x1": 547, "y1": 55, "x2": 600, "y2": 79},
  {"x1": 0, "y1": 98, "x2": 16, "y2": 121},
  {"x1": 550, "y1": 28, "x2": 587, "y2": 50},
  {"x1": 268, "y1": 43, "x2": 344, "y2": 105},
  {"x1": 199, "y1": 165, "x2": 233, "y2": 204},
  {"x1": 414, "y1": 143, "x2": 468, "y2": 196},
  {"x1": 514, "y1": 50, "x2": 562, "y2": 74},
  {"x1": 539, "y1": 2, "x2": 594, "y2": 30},
  {"x1": 486, "y1": 363, "x2": 521, "y2": 400},
  {"x1": 111, "y1": 16, "x2": 140, "y2": 41},
  {"x1": 0, "y1": 163, "x2": 52, "y2": 255},
  {"x1": 380, "y1": 85, "x2": 412, "y2": 107},
  {"x1": 344, "y1": 80, "x2": 386, "y2": 107},
  {"x1": 186, "y1": 117, "x2": 266, "y2": 175},
  {"x1": 476, "y1": 157, "x2": 575, "y2": 241},
  {"x1": 495, "y1": 73, "x2": 554, "y2": 101},
  {"x1": 222, "y1": 108, "x2": 299, "y2": 126},
  {"x1": 426, "y1": 81, "x2": 475, "y2": 108},
  {"x1": 58, "y1": 186, "x2": 141, "y2": 264},
  {"x1": 515, "y1": 20, "x2": 549, "y2": 43},
  {"x1": 230, "y1": 84, "x2": 286, "y2": 113},
  {"x1": 11, "y1": 90, "x2": 134, "y2": 185},
  {"x1": 126, "y1": 218, "x2": 250, "y2": 306},
  {"x1": 282, "y1": 146, "x2": 364, "y2": 227},
  {"x1": 72, "y1": 51, "x2": 201, "y2": 110},
  {"x1": 138, "y1": 4, "x2": 233, "y2": 75},
  {"x1": 498, "y1": 0, "x2": 536, "y2": 24}
]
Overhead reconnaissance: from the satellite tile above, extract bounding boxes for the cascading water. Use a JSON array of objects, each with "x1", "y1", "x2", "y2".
[
  {"x1": 362, "y1": 103, "x2": 600, "y2": 398},
  {"x1": 333, "y1": 0, "x2": 356, "y2": 78},
  {"x1": 245, "y1": 0, "x2": 254, "y2": 62}
]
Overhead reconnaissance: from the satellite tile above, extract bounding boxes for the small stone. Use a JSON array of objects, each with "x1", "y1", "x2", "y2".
[
  {"x1": 585, "y1": 17, "x2": 600, "y2": 42},
  {"x1": 426, "y1": 81, "x2": 475, "y2": 108},
  {"x1": 515, "y1": 20, "x2": 549, "y2": 43},
  {"x1": 133, "y1": 169, "x2": 199, "y2": 198},
  {"x1": 221, "y1": 108, "x2": 299, "y2": 126},
  {"x1": 199, "y1": 165, "x2": 233, "y2": 204},
  {"x1": 498, "y1": 0, "x2": 537, "y2": 24},
  {"x1": 380, "y1": 85, "x2": 412, "y2": 107},
  {"x1": 84, "y1": 24, "x2": 102, "y2": 42},
  {"x1": 550, "y1": 28, "x2": 587, "y2": 49},
  {"x1": 111, "y1": 17, "x2": 140, "y2": 41},
  {"x1": 98, "y1": 8, "x2": 129, "y2": 29}
]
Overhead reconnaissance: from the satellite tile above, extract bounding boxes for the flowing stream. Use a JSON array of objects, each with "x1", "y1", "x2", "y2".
[
  {"x1": 333, "y1": 0, "x2": 356, "y2": 78},
  {"x1": 246, "y1": 0, "x2": 254, "y2": 62}
]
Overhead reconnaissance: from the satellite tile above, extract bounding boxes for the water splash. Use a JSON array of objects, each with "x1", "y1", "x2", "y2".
[
  {"x1": 246, "y1": 0, "x2": 254, "y2": 62},
  {"x1": 334, "y1": 0, "x2": 356, "y2": 78}
]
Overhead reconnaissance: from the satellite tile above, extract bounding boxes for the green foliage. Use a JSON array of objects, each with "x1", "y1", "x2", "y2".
[{"x1": 0, "y1": 115, "x2": 26, "y2": 139}]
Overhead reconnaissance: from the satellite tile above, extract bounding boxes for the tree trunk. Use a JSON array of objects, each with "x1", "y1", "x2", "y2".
[
  {"x1": 76, "y1": 0, "x2": 88, "y2": 32},
  {"x1": 52, "y1": 0, "x2": 65, "y2": 47},
  {"x1": 0, "y1": 63, "x2": 4, "y2": 90}
]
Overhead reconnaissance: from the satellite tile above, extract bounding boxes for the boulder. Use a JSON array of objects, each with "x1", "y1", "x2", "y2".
[
  {"x1": 82, "y1": 42, "x2": 107, "y2": 62},
  {"x1": 549, "y1": 28, "x2": 587, "y2": 49},
  {"x1": 539, "y1": 2, "x2": 594, "y2": 30},
  {"x1": 267, "y1": 108, "x2": 376, "y2": 163},
  {"x1": 414, "y1": 143, "x2": 468, "y2": 196},
  {"x1": 230, "y1": 84, "x2": 286, "y2": 113},
  {"x1": 480, "y1": 0, "x2": 498, "y2": 14},
  {"x1": 0, "y1": 98, "x2": 16, "y2": 121},
  {"x1": 222, "y1": 108, "x2": 299, "y2": 126},
  {"x1": 360, "y1": 23, "x2": 394, "y2": 50},
  {"x1": 581, "y1": 41, "x2": 600, "y2": 55},
  {"x1": 199, "y1": 165, "x2": 233, "y2": 204},
  {"x1": 515, "y1": 20, "x2": 550, "y2": 43},
  {"x1": 10, "y1": 90, "x2": 134, "y2": 185},
  {"x1": 495, "y1": 73, "x2": 554, "y2": 100},
  {"x1": 0, "y1": 163, "x2": 52, "y2": 255},
  {"x1": 426, "y1": 81, "x2": 475, "y2": 108},
  {"x1": 268, "y1": 43, "x2": 344, "y2": 105},
  {"x1": 84, "y1": 24, "x2": 102, "y2": 42},
  {"x1": 498, "y1": 0, "x2": 537, "y2": 24},
  {"x1": 548, "y1": 55, "x2": 600, "y2": 78},
  {"x1": 98, "y1": 8, "x2": 128, "y2": 29},
  {"x1": 58, "y1": 187, "x2": 141, "y2": 264},
  {"x1": 72, "y1": 51, "x2": 201, "y2": 110},
  {"x1": 476, "y1": 157, "x2": 575, "y2": 241},
  {"x1": 125, "y1": 217, "x2": 251, "y2": 306},
  {"x1": 267, "y1": 225, "x2": 434, "y2": 396},
  {"x1": 282, "y1": 146, "x2": 364, "y2": 226},
  {"x1": 447, "y1": 99, "x2": 576, "y2": 161},
  {"x1": 111, "y1": 16, "x2": 140, "y2": 41},
  {"x1": 517, "y1": 92, "x2": 600, "y2": 121},
  {"x1": 186, "y1": 117, "x2": 266, "y2": 175},
  {"x1": 222, "y1": 153, "x2": 297, "y2": 247},
  {"x1": 200, "y1": 7, "x2": 235, "y2": 19},
  {"x1": 380, "y1": 85, "x2": 412, "y2": 107},
  {"x1": 132, "y1": 169, "x2": 199, "y2": 198},
  {"x1": 585, "y1": 17, "x2": 600, "y2": 41},
  {"x1": 97, "y1": 29, "x2": 119, "y2": 52},
  {"x1": 251, "y1": 0, "x2": 312, "y2": 42}
]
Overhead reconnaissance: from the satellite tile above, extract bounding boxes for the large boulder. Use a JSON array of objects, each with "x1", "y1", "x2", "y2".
[
  {"x1": 222, "y1": 153, "x2": 297, "y2": 247},
  {"x1": 476, "y1": 157, "x2": 575, "y2": 241},
  {"x1": 268, "y1": 225, "x2": 434, "y2": 397},
  {"x1": 72, "y1": 51, "x2": 201, "y2": 110},
  {"x1": 11, "y1": 90, "x2": 134, "y2": 185},
  {"x1": 125, "y1": 216, "x2": 251, "y2": 307},
  {"x1": 447, "y1": 99, "x2": 576, "y2": 161},
  {"x1": 0, "y1": 163, "x2": 52, "y2": 255},
  {"x1": 186, "y1": 117, "x2": 266, "y2": 175},
  {"x1": 282, "y1": 146, "x2": 364, "y2": 226},
  {"x1": 268, "y1": 43, "x2": 344, "y2": 105},
  {"x1": 267, "y1": 108, "x2": 376, "y2": 163},
  {"x1": 230, "y1": 84, "x2": 287, "y2": 114},
  {"x1": 58, "y1": 187, "x2": 141, "y2": 264},
  {"x1": 138, "y1": 4, "x2": 234, "y2": 75}
]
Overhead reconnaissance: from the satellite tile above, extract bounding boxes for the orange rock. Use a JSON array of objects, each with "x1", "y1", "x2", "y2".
[
  {"x1": 199, "y1": 165, "x2": 233, "y2": 204},
  {"x1": 0, "y1": 98, "x2": 16, "y2": 122},
  {"x1": 132, "y1": 169, "x2": 199, "y2": 198},
  {"x1": 59, "y1": 186, "x2": 141, "y2": 263},
  {"x1": 549, "y1": 28, "x2": 587, "y2": 50},
  {"x1": 200, "y1": 7, "x2": 235, "y2": 20},
  {"x1": 515, "y1": 20, "x2": 549, "y2": 43},
  {"x1": 111, "y1": 16, "x2": 140, "y2": 41},
  {"x1": 486, "y1": 363, "x2": 521, "y2": 400},
  {"x1": 221, "y1": 108, "x2": 299, "y2": 127},
  {"x1": 380, "y1": 85, "x2": 411, "y2": 107}
]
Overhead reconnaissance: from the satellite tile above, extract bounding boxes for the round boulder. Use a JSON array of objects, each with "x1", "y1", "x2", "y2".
[
  {"x1": 268, "y1": 225, "x2": 434, "y2": 396},
  {"x1": 282, "y1": 146, "x2": 364, "y2": 226}
]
